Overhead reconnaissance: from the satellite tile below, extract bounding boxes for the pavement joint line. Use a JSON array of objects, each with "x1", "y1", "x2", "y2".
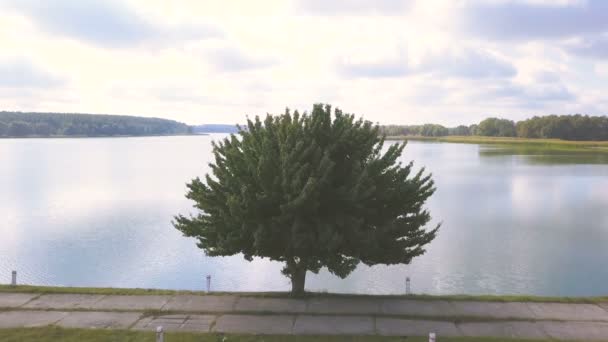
[
  {"x1": 541, "y1": 322, "x2": 552, "y2": 339},
  {"x1": 92, "y1": 294, "x2": 108, "y2": 306},
  {"x1": 594, "y1": 302, "x2": 608, "y2": 316},
  {"x1": 290, "y1": 314, "x2": 297, "y2": 334},
  {"x1": 232, "y1": 295, "x2": 241, "y2": 312},
  {"x1": 179, "y1": 314, "x2": 190, "y2": 329},
  {"x1": 158, "y1": 294, "x2": 174, "y2": 311},
  {"x1": 372, "y1": 316, "x2": 378, "y2": 335},
  {"x1": 446, "y1": 298, "x2": 459, "y2": 313},
  {"x1": 19, "y1": 293, "x2": 42, "y2": 308},
  {"x1": 538, "y1": 321, "x2": 551, "y2": 339},
  {"x1": 524, "y1": 302, "x2": 539, "y2": 320},
  {"x1": 208, "y1": 314, "x2": 219, "y2": 332},
  {"x1": 454, "y1": 320, "x2": 465, "y2": 336},
  {"x1": 126, "y1": 313, "x2": 145, "y2": 330},
  {"x1": 51, "y1": 311, "x2": 71, "y2": 326},
  {"x1": 521, "y1": 301, "x2": 537, "y2": 319},
  {"x1": 210, "y1": 313, "x2": 225, "y2": 333}
]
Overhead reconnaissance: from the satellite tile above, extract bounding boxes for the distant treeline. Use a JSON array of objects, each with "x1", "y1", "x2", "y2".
[
  {"x1": 382, "y1": 115, "x2": 608, "y2": 141},
  {"x1": 0, "y1": 112, "x2": 191, "y2": 137}
]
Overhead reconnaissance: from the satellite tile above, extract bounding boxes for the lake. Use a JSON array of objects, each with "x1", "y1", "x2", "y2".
[{"x1": 1, "y1": 135, "x2": 608, "y2": 296}]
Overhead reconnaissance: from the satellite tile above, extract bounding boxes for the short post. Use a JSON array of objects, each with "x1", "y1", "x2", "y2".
[
  {"x1": 206, "y1": 275, "x2": 211, "y2": 293},
  {"x1": 405, "y1": 276, "x2": 411, "y2": 295},
  {"x1": 429, "y1": 332, "x2": 436, "y2": 342},
  {"x1": 156, "y1": 326, "x2": 164, "y2": 342},
  {"x1": 11, "y1": 270, "x2": 16, "y2": 286}
]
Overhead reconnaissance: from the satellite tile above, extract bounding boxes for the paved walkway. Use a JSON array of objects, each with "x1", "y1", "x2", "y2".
[{"x1": 2, "y1": 292, "x2": 608, "y2": 339}]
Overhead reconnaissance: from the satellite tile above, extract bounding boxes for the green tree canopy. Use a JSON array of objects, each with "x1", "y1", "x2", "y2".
[
  {"x1": 516, "y1": 115, "x2": 608, "y2": 140},
  {"x1": 174, "y1": 104, "x2": 439, "y2": 295},
  {"x1": 477, "y1": 117, "x2": 516, "y2": 137}
]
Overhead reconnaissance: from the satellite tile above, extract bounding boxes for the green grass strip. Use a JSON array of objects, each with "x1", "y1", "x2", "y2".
[
  {"x1": 0, "y1": 326, "x2": 586, "y2": 342},
  {"x1": 386, "y1": 135, "x2": 608, "y2": 151}
]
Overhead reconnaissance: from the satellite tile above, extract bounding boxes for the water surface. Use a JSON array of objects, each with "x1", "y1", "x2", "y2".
[{"x1": 1, "y1": 135, "x2": 607, "y2": 296}]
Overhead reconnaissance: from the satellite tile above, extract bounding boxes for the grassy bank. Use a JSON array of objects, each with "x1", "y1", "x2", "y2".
[
  {"x1": 0, "y1": 327, "x2": 583, "y2": 342},
  {"x1": 386, "y1": 135, "x2": 608, "y2": 151},
  {"x1": 2, "y1": 285, "x2": 608, "y2": 304}
]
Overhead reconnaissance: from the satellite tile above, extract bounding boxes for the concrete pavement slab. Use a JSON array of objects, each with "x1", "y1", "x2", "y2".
[
  {"x1": 293, "y1": 315, "x2": 374, "y2": 335},
  {"x1": 0, "y1": 310, "x2": 68, "y2": 328},
  {"x1": 5, "y1": 290, "x2": 608, "y2": 339},
  {"x1": 91, "y1": 295, "x2": 172, "y2": 311},
  {"x1": 0, "y1": 293, "x2": 38, "y2": 307},
  {"x1": 56, "y1": 311, "x2": 141, "y2": 329},
  {"x1": 22, "y1": 294, "x2": 104, "y2": 309},
  {"x1": 458, "y1": 321, "x2": 548, "y2": 339},
  {"x1": 381, "y1": 299, "x2": 456, "y2": 317},
  {"x1": 527, "y1": 302, "x2": 608, "y2": 321},
  {"x1": 306, "y1": 297, "x2": 380, "y2": 314},
  {"x1": 235, "y1": 297, "x2": 306, "y2": 313},
  {"x1": 162, "y1": 295, "x2": 237, "y2": 312},
  {"x1": 449, "y1": 301, "x2": 537, "y2": 319},
  {"x1": 541, "y1": 321, "x2": 608, "y2": 340},
  {"x1": 213, "y1": 314, "x2": 294, "y2": 334},
  {"x1": 376, "y1": 318, "x2": 461, "y2": 337}
]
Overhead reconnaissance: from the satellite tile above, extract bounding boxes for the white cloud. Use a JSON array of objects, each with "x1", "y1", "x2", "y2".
[
  {"x1": 336, "y1": 47, "x2": 516, "y2": 80},
  {"x1": 565, "y1": 34, "x2": 608, "y2": 58},
  {"x1": 533, "y1": 71, "x2": 561, "y2": 83},
  {"x1": 0, "y1": 0, "x2": 220, "y2": 48},
  {"x1": 0, "y1": 58, "x2": 65, "y2": 88},
  {"x1": 0, "y1": 0, "x2": 605, "y2": 125},
  {"x1": 294, "y1": 0, "x2": 412, "y2": 16},
  {"x1": 461, "y1": 0, "x2": 608, "y2": 40},
  {"x1": 204, "y1": 46, "x2": 278, "y2": 72}
]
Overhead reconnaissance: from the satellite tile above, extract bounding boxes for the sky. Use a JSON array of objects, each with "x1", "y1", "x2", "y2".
[{"x1": 0, "y1": 0, "x2": 607, "y2": 126}]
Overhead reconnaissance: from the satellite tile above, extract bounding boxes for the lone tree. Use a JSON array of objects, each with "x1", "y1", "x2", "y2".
[{"x1": 174, "y1": 104, "x2": 439, "y2": 295}]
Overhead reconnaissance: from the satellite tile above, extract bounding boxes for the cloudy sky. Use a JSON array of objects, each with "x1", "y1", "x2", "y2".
[{"x1": 0, "y1": 0, "x2": 607, "y2": 125}]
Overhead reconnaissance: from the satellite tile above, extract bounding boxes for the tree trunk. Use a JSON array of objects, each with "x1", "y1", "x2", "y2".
[{"x1": 290, "y1": 265, "x2": 307, "y2": 296}]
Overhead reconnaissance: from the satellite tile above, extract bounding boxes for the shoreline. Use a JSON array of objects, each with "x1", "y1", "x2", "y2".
[
  {"x1": 0, "y1": 133, "x2": 216, "y2": 139},
  {"x1": 386, "y1": 135, "x2": 608, "y2": 152},
  {"x1": 2, "y1": 285, "x2": 607, "y2": 304},
  {"x1": 3, "y1": 133, "x2": 608, "y2": 152}
]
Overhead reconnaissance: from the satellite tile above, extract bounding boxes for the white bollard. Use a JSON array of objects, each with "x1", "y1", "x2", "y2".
[
  {"x1": 429, "y1": 332, "x2": 436, "y2": 342},
  {"x1": 405, "y1": 276, "x2": 411, "y2": 295},
  {"x1": 11, "y1": 271, "x2": 16, "y2": 286},
  {"x1": 206, "y1": 275, "x2": 211, "y2": 293},
  {"x1": 156, "y1": 326, "x2": 164, "y2": 342}
]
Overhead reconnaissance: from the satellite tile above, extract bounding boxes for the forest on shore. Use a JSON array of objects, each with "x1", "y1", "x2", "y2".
[
  {"x1": 2, "y1": 111, "x2": 607, "y2": 141},
  {"x1": 0, "y1": 112, "x2": 191, "y2": 137},
  {"x1": 382, "y1": 114, "x2": 608, "y2": 141}
]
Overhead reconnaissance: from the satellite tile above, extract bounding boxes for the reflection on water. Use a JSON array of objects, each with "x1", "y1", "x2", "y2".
[
  {"x1": 479, "y1": 144, "x2": 608, "y2": 164},
  {"x1": 1, "y1": 137, "x2": 608, "y2": 296}
]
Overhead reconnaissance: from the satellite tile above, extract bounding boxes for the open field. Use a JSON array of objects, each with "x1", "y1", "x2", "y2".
[{"x1": 386, "y1": 135, "x2": 608, "y2": 151}]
